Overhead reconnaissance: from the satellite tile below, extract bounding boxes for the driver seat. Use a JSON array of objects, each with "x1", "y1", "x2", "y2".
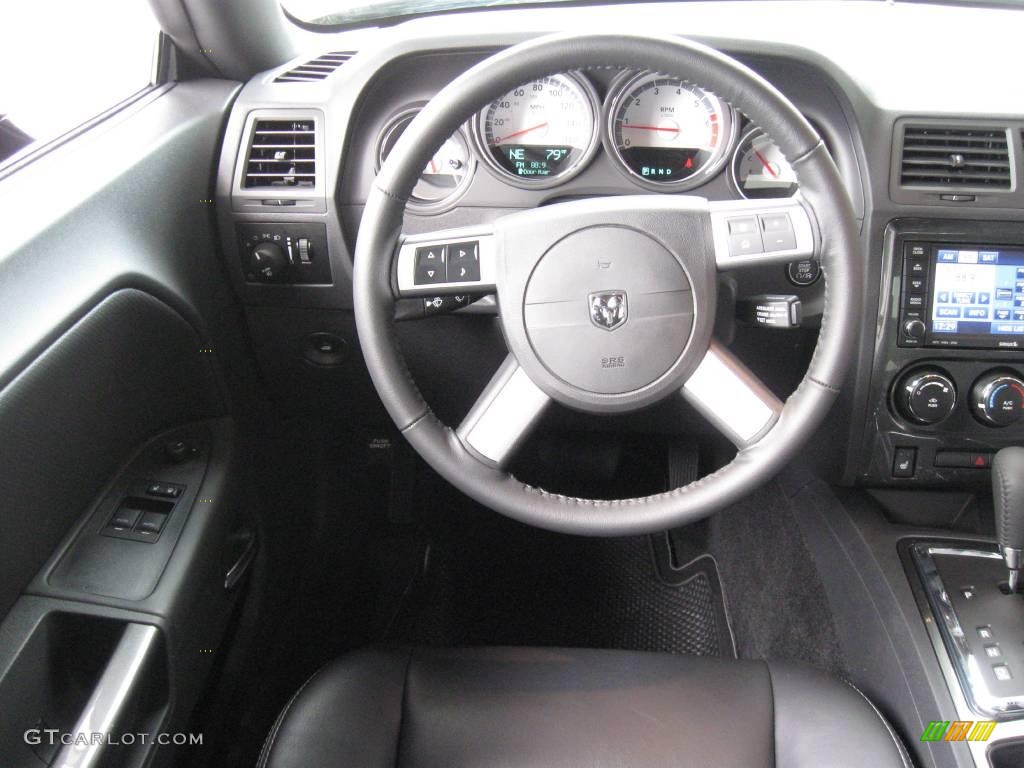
[{"x1": 257, "y1": 646, "x2": 911, "y2": 767}]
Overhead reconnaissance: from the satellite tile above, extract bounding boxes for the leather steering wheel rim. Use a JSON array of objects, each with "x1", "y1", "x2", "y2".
[{"x1": 354, "y1": 32, "x2": 860, "y2": 536}]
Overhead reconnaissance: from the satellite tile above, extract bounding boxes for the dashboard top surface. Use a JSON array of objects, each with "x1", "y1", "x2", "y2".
[{"x1": 275, "y1": 1, "x2": 1024, "y2": 116}]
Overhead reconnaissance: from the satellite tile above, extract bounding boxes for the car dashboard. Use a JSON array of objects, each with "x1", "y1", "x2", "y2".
[{"x1": 213, "y1": 0, "x2": 1024, "y2": 503}]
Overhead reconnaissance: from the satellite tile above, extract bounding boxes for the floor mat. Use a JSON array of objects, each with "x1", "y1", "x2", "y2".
[{"x1": 388, "y1": 516, "x2": 736, "y2": 658}]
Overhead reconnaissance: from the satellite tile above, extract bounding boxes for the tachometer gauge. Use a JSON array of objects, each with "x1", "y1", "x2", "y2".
[
  {"x1": 606, "y1": 72, "x2": 735, "y2": 190},
  {"x1": 377, "y1": 108, "x2": 473, "y2": 210},
  {"x1": 731, "y1": 128, "x2": 799, "y2": 199},
  {"x1": 476, "y1": 73, "x2": 599, "y2": 188}
]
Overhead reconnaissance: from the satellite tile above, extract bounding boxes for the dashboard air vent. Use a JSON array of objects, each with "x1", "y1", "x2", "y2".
[
  {"x1": 274, "y1": 51, "x2": 355, "y2": 83},
  {"x1": 243, "y1": 119, "x2": 316, "y2": 188},
  {"x1": 899, "y1": 126, "x2": 1011, "y2": 189}
]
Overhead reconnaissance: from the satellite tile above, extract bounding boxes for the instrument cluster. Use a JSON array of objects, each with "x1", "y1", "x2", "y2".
[{"x1": 374, "y1": 69, "x2": 802, "y2": 211}]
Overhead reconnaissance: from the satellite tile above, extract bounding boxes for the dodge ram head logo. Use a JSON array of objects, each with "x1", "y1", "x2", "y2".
[{"x1": 589, "y1": 291, "x2": 628, "y2": 331}]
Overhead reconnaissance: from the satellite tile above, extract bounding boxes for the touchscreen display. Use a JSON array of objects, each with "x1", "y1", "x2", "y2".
[{"x1": 930, "y1": 247, "x2": 1024, "y2": 337}]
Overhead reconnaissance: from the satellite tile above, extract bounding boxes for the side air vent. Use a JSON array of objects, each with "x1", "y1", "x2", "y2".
[
  {"x1": 899, "y1": 126, "x2": 1011, "y2": 189},
  {"x1": 274, "y1": 51, "x2": 355, "y2": 83},
  {"x1": 243, "y1": 119, "x2": 316, "y2": 188}
]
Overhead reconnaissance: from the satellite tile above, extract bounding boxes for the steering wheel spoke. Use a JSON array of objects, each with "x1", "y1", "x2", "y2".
[
  {"x1": 394, "y1": 226, "x2": 497, "y2": 298},
  {"x1": 709, "y1": 198, "x2": 817, "y2": 271},
  {"x1": 681, "y1": 341, "x2": 783, "y2": 448},
  {"x1": 457, "y1": 355, "x2": 550, "y2": 468}
]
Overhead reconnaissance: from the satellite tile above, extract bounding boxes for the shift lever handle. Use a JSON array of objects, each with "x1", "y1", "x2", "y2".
[{"x1": 993, "y1": 447, "x2": 1024, "y2": 592}]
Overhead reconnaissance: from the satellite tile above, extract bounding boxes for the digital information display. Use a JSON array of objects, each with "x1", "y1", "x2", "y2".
[
  {"x1": 493, "y1": 145, "x2": 572, "y2": 178},
  {"x1": 930, "y1": 247, "x2": 1024, "y2": 338}
]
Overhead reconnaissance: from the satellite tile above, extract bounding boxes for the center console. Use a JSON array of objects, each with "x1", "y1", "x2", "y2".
[
  {"x1": 906, "y1": 541, "x2": 1024, "y2": 768},
  {"x1": 859, "y1": 220, "x2": 1024, "y2": 489}
]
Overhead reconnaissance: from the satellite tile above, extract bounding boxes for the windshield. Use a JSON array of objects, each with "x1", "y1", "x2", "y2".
[
  {"x1": 285, "y1": 0, "x2": 1020, "y2": 27},
  {"x1": 285, "y1": 0, "x2": 595, "y2": 26}
]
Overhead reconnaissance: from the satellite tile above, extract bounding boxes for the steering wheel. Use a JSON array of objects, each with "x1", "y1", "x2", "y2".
[{"x1": 354, "y1": 33, "x2": 859, "y2": 536}]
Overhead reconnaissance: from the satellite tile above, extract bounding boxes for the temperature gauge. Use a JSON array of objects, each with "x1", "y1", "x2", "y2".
[
  {"x1": 377, "y1": 108, "x2": 474, "y2": 210},
  {"x1": 731, "y1": 128, "x2": 799, "y2": 199}
]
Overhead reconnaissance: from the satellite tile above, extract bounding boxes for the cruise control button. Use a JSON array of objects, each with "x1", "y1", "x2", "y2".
[
  {"x1": 414, "y1": 246, "x2": 447, "y2": 285},
  {"x1": 446, "y1": 241, "x2": 480, "y2": 282}
]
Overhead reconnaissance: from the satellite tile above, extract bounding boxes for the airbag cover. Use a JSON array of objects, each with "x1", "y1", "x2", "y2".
[{"x1": 523, "y1": 226, "x2": 693, "y2": 394}]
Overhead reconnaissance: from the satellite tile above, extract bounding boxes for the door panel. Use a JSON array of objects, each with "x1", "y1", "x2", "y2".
[
  {"x1": 0, "y1": 288, "x2": 222, "y2": 618},
  {"x1": 0, "y1": 79, "x2": 254, "y2": 767},
  {"x1": 0, "y1": 80, "x2": 240, "y2": 614}
]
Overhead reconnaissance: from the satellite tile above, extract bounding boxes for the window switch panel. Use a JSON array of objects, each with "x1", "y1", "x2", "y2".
[
  {"x1": 108, "y1": 508, "x2": 141, "y2": 531},
  {"x1": 135, "y1": 511, "x2": 168, "y2": 535}
]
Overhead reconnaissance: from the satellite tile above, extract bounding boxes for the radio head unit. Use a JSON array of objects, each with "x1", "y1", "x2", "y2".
[{"x1": 899, "y1": 242, "x2": 1024, "y2": 350}]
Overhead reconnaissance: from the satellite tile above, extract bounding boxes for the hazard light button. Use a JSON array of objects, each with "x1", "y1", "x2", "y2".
[{"x1": 934, "y1": 451, "x2": 993, "y2": 469}]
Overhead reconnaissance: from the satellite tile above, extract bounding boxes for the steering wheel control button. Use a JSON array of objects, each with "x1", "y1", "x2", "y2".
[
  {"x1": 446, "y1": 241, "x2": 481, "y2": 282},
  {"x1": 758, "y1": 213, "x2": 796, "y2": 252},
  {"x1": 786, "y1": 258, "x2": 820, "y2": 286},
  {"x1": 895, "y1": 369, "x2": 957, "y2": 425},
  {"x1": 523, "y1": 226, "x2": 693, "y2": 395},
  {"x1": 971, "y1": 373, "x2": 1024, "y2": 427},
  {"x1": 892, "y1": 447, "x2": 917, "y2": 478},
  {"x1": 726, "y1": 216, "x2": 763, "y2": 256},
  {"x1": 414, "y1": 246, "x2": 446, "y2": 284}
]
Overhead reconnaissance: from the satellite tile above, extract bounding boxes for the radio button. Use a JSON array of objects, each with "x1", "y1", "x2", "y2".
[{"x1": 906, "y1": 260, "x2": 927, "y2": 276}]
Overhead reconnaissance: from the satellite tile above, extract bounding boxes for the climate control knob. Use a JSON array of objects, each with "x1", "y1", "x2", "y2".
[
  {"x1": 248, "y1": 242, "x2": 288, "y2": 282},
  {"x1": 896, "y1": 369, "x2": 957, "y2": 425},
  {"x1": 971, "y1": 373, "x2": 1024, "y2": 427}
]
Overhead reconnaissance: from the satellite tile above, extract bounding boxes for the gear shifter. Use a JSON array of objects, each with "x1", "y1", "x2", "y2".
[{"x1": 993, "y1": 447, "x2": 1024, "y2": 592}]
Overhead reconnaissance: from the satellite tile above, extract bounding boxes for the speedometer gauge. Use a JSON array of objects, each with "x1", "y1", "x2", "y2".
[
  {"x1": 731, "y1": 128, "x2": 799, "y2": 199},
  {"x1": 606, "y1": 72, "x2": 735, "y2": 190},
  {"x1": 476, "y1": 73, "x2": 599, "y2": 188}
]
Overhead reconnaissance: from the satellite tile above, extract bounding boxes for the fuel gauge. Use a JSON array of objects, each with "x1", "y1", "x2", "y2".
[
  {"x1": 731, "y1": 128, "x2": 799, "y2": 199},
  {"x1": 377, "y1": 108, "x2": 474, "y2": 210}
]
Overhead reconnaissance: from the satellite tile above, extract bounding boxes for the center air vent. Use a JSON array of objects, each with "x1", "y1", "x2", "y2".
[
  {"x1": 899, "y1": 126, "x2": 1011, "y2": 190},
  {"x1": 243, "y1": 119, "x2": 316, "y2": 188},
  {"x1": 274, "y1": 51, "x2": 355, "y2": 83}
]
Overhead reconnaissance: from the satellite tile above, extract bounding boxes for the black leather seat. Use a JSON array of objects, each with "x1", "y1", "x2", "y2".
[{"x1": 258, "y1": 646, "x2": 911, "y2": 768}]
